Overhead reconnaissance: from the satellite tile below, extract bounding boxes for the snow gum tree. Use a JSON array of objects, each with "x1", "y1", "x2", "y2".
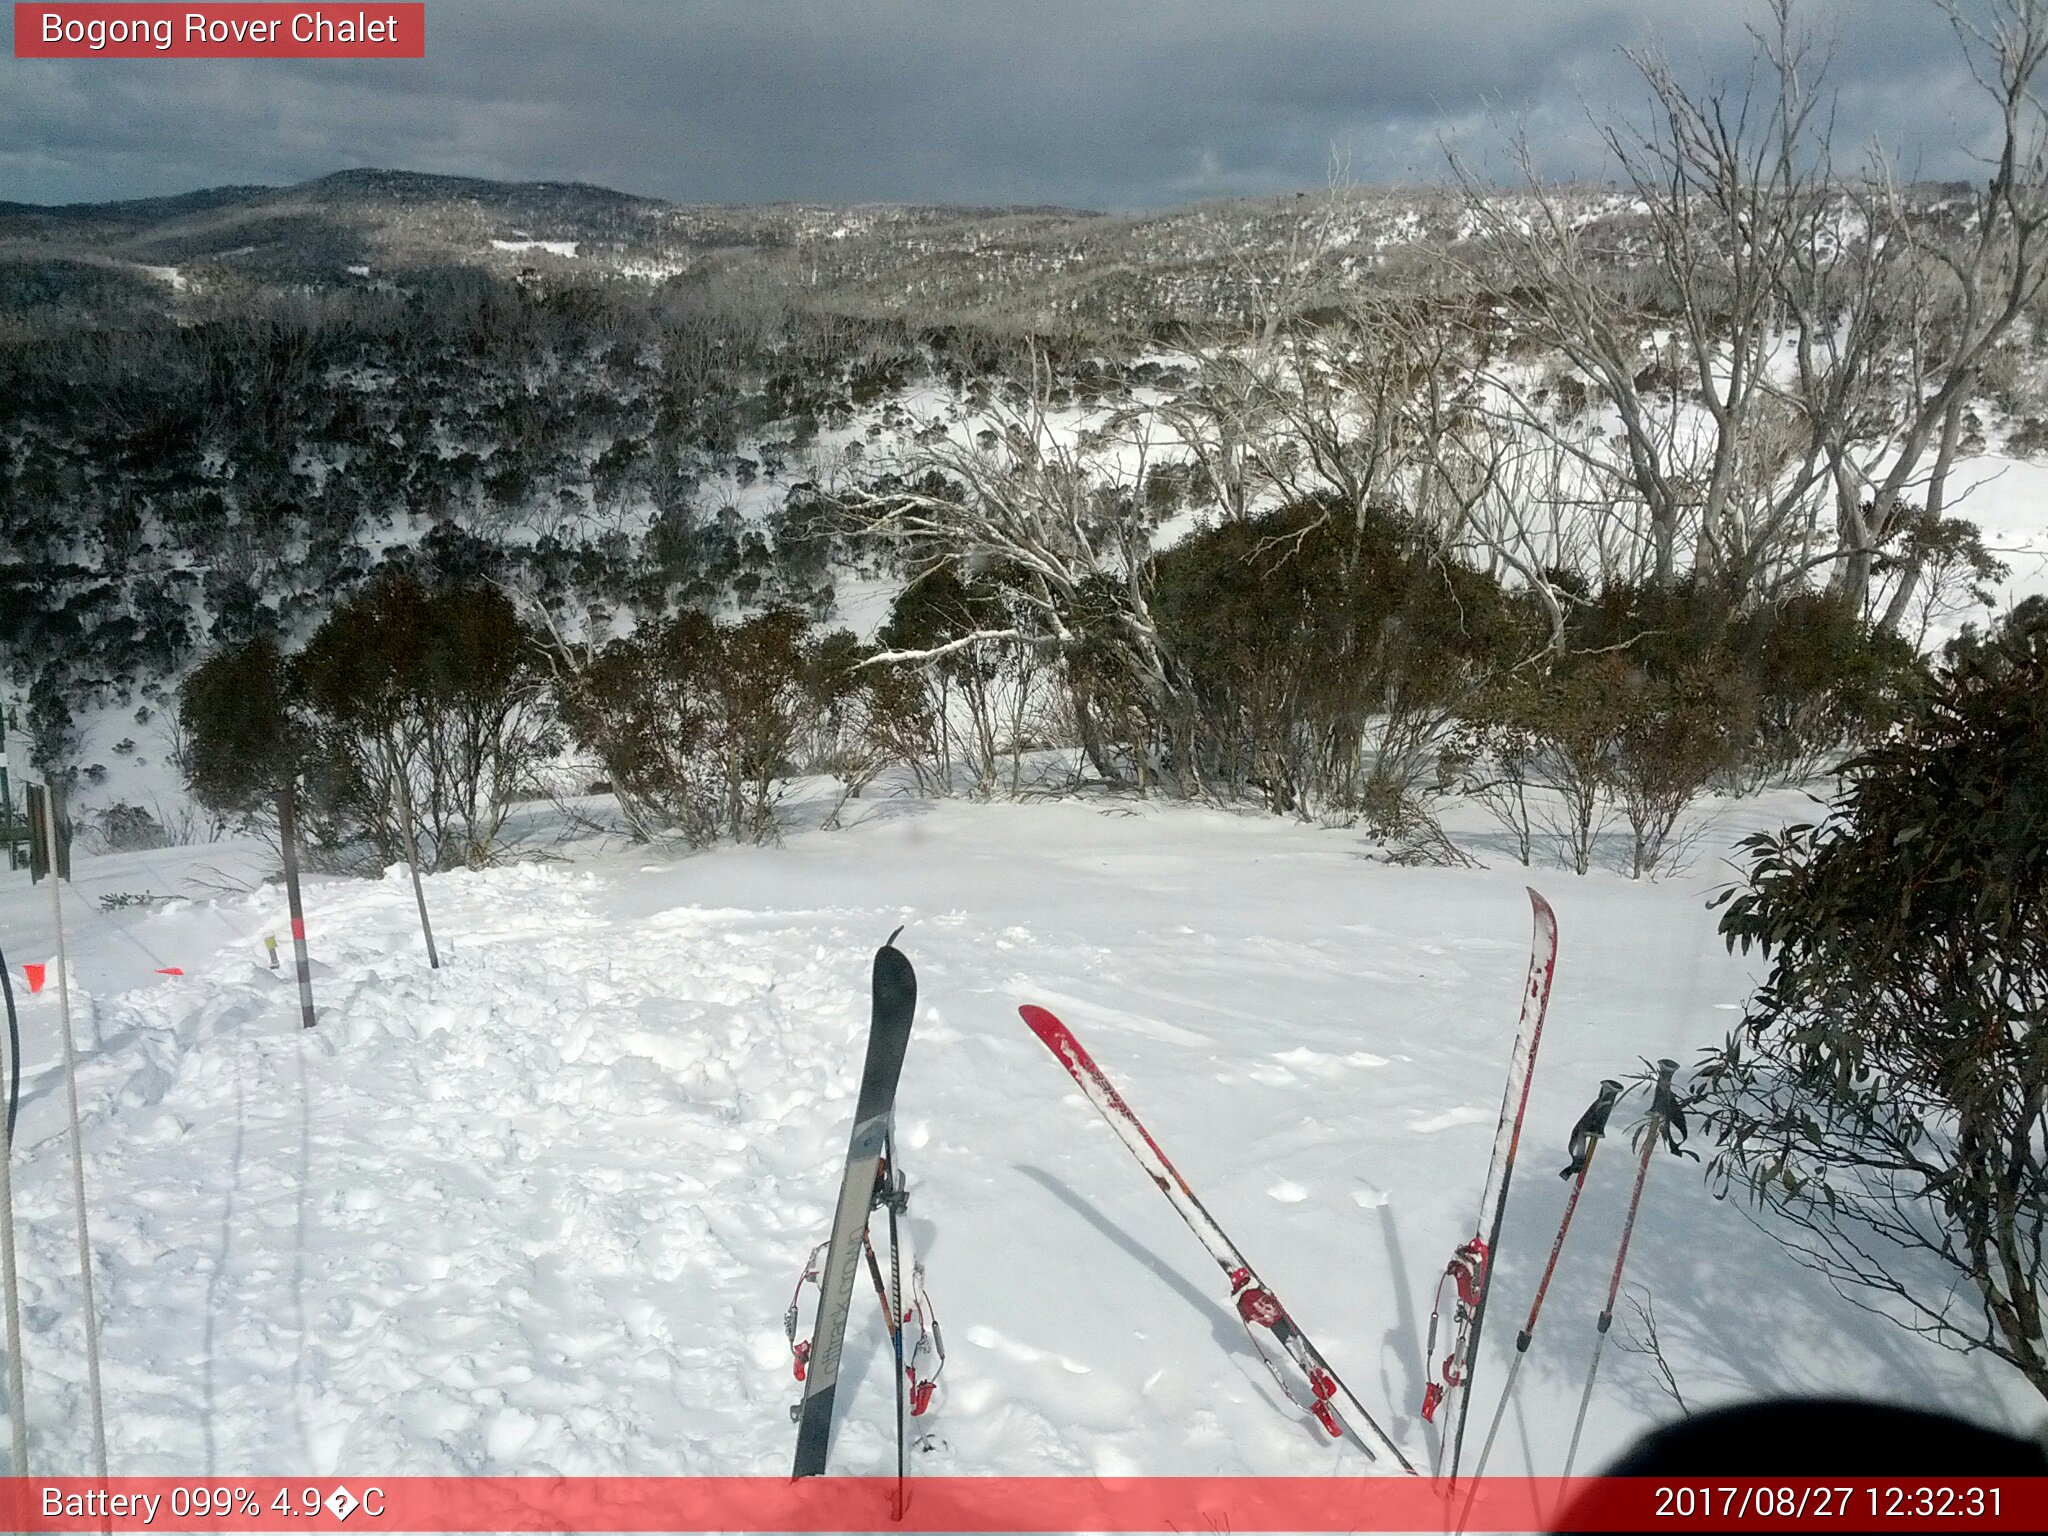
[
  {"x1": 176, "y1": 633, "x2": 299, "y2": 816},
  {"x1": 292, "y1": 575, "x2": 555, "y2": 870},
  {"x1": 178, "y1": 575, "x2": 556, "y2": 869},
  {"x1": 1454, "y1": 0, "x2": 2048, "y2": 626},
  {"x1": 848, "y1": 351, "x2": 1184, "y2": 790},
  {"x1": 1700, "y1": 598, "x2": 2048, "y2": 1400}
]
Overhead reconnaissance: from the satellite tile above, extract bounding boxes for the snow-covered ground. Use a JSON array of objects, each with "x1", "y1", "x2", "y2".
[
  {"x1": 0, "y1": 789, "x2": 2038, "y2": 1481},
  {"x1": 1946, "y1": 452, "x2": 2048, "y2": 636}
]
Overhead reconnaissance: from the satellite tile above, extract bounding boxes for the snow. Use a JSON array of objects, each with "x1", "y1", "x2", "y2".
[
  {"x1": 1944, "y1": 452, "x2": 2048, "y2": 626},
  {"x1": 489, "y1": 239, "x2": 579, "y2": 259},
  {"x1": 0, "y1": 789, "x2": 2036, "y2": 1480}
]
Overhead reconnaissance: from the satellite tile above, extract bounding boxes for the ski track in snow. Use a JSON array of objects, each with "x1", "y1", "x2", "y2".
[{"x1": 0, "y1": 796, "x2": 2035, "y2": 1480}]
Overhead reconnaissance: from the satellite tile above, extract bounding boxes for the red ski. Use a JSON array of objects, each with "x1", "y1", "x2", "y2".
[
  {"x1": 1424, "y1": 886, "x2": 1559, "y2": 1483},
  {"x1": 1021, "y1": 1004, "x2": 1415, "y2": 1472}
]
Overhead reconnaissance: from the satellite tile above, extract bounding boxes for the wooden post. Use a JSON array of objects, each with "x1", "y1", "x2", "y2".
[
  {"x1": 277, "y1": 779, "x2": 317, "y2": 1031},
  {"x1": 393, "y1": 776, "x2": 439, "y2": 969}
]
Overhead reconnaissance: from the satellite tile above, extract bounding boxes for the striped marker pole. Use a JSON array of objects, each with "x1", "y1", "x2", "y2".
[{"x1": 278, "y1": 779, "x2": 317, "y2": 1031}]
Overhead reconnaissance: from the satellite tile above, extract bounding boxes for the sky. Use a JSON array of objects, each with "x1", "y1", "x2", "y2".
[{"x1": 0, "y1": 1, "x2": 2011, "y2": 211}]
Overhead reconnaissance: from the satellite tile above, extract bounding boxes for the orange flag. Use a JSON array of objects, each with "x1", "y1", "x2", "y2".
[{"x1": 23, "y1": 963, "x2": 45, "y2": 994}]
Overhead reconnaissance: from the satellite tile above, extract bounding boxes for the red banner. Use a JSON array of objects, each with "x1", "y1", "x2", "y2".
[
  {"x1": 13, "y1": 5, "x2": 424, "y2": 59},
  {"x1": 3, "y1": 1476, "x2": 2045, "y2": 1531}
]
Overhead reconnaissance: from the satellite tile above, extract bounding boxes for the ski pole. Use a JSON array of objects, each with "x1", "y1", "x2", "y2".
[
  {"x1": 883, "y1": 1133, "x2": 908, "y2": 1521},
  {"x1": 1561, "y1": 1059, "x2": 1684, "y2": 1479},
  {"x1": 38, "y1": 781, "x2": 109, "y2": 1483},
  {"x1": 861, "y1": 1234, "x2": 895, "y2": 1349},
  {"x1": 1456, "y1": 1078, "x2": 1623, "y2": 1532},
  {"x1": 0, "y1": 938, "x2": 27, "y2": 1475}
]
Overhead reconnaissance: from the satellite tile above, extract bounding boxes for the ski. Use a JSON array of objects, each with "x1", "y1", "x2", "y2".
[
  {"x1": 1456, "y1": 1077, "x2": 1623, "y2": 1522},
  {"x1": 791, "y1": 931, "x2": 918, "y2": 1479},
  {"x1": 1020, "y1": 1003, "x2": 1415, "y2": 1473},
  {"x1": 782, "y1": 1169, "x2": 944, "y2": 1422},
  {"x1": 1561, "y1": 1058, "x2": 1690, "y2": 1479},
  {"x1": 1426, "y1": 886, "x2": 1558, "y2": 1483}
]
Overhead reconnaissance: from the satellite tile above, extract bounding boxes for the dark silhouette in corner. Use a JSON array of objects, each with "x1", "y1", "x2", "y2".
[{"x1": 1553, "y1": 1398, "x2": 2046, "y2": 1534}]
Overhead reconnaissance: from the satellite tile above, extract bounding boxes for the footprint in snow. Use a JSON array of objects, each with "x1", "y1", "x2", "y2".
[
  {"x1": 1267, "y1": 1181, "x2": 1309, "y2": 1204},
  {"x1": 963, "y1": 1323, "x2": 1092, "y2": 1374}
]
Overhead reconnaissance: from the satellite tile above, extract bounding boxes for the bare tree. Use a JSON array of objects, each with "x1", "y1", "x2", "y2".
[
  {"x1": 1844, "y1": 0, "x2": 2048, "y2": 620},
  {"x1": 1450, "y1": 0, "x2": 2048, "y2": 626},
  {"x1": 848, "y1": 348, "x2": 1182, "y2": 788},
  {"x1": 1154, "y1": 177, "x2": 1347, "y2": 525}
]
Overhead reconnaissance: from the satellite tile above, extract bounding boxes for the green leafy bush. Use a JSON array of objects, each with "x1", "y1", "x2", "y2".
[{"x1": 1699, "y1": 598, "x2": 2048, "y2": 1398}]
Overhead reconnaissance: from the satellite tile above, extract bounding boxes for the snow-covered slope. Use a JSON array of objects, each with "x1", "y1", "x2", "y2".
[{"x1": 0, "y1": 792, "x2": 2035, "y2": 1479}]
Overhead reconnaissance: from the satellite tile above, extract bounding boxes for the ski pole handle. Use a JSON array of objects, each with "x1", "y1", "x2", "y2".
[{"x1": 1601, "y1": 1061, "x2": 1680, "y2": 1318}]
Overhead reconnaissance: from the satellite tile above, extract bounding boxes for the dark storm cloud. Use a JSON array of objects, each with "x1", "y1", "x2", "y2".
[{"x1": 0, "y1": 1, "x2": 1995, "y2": 208}]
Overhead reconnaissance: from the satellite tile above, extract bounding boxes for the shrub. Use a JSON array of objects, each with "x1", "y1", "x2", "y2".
[
  {"x1": 177, "y1": 634, "x2": 298, "y2": 814},
  {"x1": 292, "y1": 573, "x2": 554, "y2": 869},
  {"x1": 553, "y1": 609, "x2": 861, "y2": 845},
  {"x1": 1149, "y1": 500, "x2": 1523, "y2": 824},
  {"x1": 1698, "y1": 598, "x2": 2048, "y2": 1400},
  {"x1": 875, "y1": 567, "x2": 1051, "y2": 797},
  {"x1": 1465, "y1": 578, "x2": 1913, "y2": 876},
  {"x1": 179, "y1": 575, "x2": 554, "y2": 868},
  {"x1": 1740, "y1": 589, "x2": 1921, "y2": 784}
]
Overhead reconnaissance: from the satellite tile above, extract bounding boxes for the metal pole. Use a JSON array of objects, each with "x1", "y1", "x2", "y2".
[
  {"x1": 0, "y1": 944, "x2": 29, "y2": 1474},
  {"x1": 0, "y1": 702, "x2": 14, "y2": 873},
  {"x1": 392, "y1": 775, "x2": 439, "y2": 969},
  {"x1": 277, "y1": 780, "x2": 318, "y2": 1031},
  {"x1": 885, "y1": 1132, "x2": 906, "y2": 1521},
  {"x1": 1562, "y1": 1059, "x2": 1682, "y2": 1479},
  {"x1": 38, "y1": 783, "x2": 108, "y2": 1480}
]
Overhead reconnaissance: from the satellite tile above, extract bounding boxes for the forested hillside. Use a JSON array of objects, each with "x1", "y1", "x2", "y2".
[{"x1": 7, "y1": 21, "x2": 2048, "y2": 879}]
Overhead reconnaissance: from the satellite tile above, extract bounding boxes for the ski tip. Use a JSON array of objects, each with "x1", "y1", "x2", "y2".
[
  {"x1": 1018, "y1": 1003, "x2": 1065, "y2": 1039},
  {"x1": 874, "y1": 939, "x2": 917, "y2": 1005},
  {"x1": 884, "y1": 923, "x2": 906, "y2": 949},
  {"x1": 1525, "y1": 885, "x2": 1554, "y2": 916}
]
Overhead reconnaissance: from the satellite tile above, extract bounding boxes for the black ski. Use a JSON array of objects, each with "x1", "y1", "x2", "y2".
[{"x1": 792, "y1": 931, "x2": 918, "y2": 1478}]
